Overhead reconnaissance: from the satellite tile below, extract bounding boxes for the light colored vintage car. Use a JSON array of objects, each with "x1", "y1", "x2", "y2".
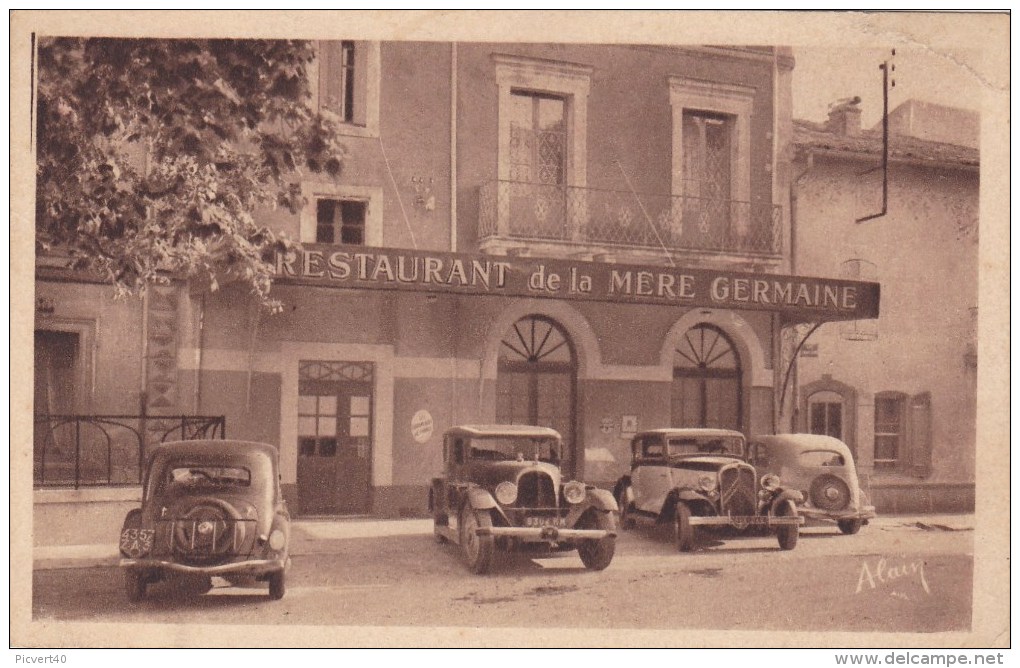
[
  {"x1": 429, "y1": 425, "x2": 618, "y2": 574},
  {"x1": 614, "y1": 428, "x2": 803, "y2": 551},
  {"x1": 748, "y1": 434, "x2": 876, "y2": 534},
  {"x1": 118, "y1": 440, "x2": 291, "y2": 601}
]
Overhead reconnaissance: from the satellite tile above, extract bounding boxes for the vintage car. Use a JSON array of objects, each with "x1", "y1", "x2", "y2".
[
  {"x1": 748, "y1": 434, "x2": 876, "y2": 534},
  {"x1": 118, "y1": 440, "x2": 291, "y2": 601},
  {"x1": 429, "y1": 425, "x2": 618, "y2": 574},
  {"x1": 613, "y1": 428, "x2": 803, "y2": 551}
]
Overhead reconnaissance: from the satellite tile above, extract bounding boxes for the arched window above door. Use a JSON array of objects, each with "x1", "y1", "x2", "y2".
[
  {"x1": 674, "y1": 323, "x2": 740, "y2": 372},
  {"x1": 499, "y1": 315, "x2": 574, "y2": 365}
]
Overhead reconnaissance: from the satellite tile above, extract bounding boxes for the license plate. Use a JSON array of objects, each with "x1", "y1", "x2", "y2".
[
  {"x1": 730, "y1": 516, "x2": 774, "y2": 526},
  {"x1": 524, "y1": 516, "x2": 567, "y2": 528},
  {"x1": 120, "y1": 528, "x2": 155, "y2": 558}
]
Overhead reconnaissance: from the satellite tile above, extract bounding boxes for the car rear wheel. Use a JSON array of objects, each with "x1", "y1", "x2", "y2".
[
  {"x1": 125, "y1": 571, "x2": 146, "y2": 603},
  {"x1": 838, "y1": 518, "x2": 863, "y2": 535},
  {"x1": 673, "y1": 503, "x2": 697, "y2": 552},
  {"x1": 775, "y1": 499, "x2": 799, "y2": 550},
  {"x1": 268, "y1": 571, "x2": 286, "y2": 600},
  {"x1": 460, "y1": 508, "x2": 494, "y2": 575},
  {"x1": 577, "y1": 511, "x2": 616, "y2": 570}
]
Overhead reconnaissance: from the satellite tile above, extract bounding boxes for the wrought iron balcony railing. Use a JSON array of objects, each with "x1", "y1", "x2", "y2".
[
  {"x1": 33, "y1": 414, "x2": 226, "y2": 489},
  {"x1": 479, "y1": 180, "x2": 782, "y2": 256}
]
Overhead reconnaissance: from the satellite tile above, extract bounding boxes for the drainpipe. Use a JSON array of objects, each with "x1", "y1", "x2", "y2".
[
  {"x1": 780, "y1": 150, "x2": 816, "y2": 431},
  {"x1": 790, "y1": 151, "x2": 813, "y2": 276},
  {"x1": 449, "y1": 43, "x2": 458, "y2": 252}
]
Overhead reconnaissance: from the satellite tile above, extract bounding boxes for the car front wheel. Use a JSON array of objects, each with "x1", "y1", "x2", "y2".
[
  {"x1": 460, "y1": 508, "x2": 495, "y2": 574},
  {"x1": 268, "y1": 571, "x2": 286, "y2": 600},
  {"x1": 673, "y1": 503, "x2": 697, "y2": 552},
  {"x1": 125, "y1": 571, "x2": 146, "y2": 603},
  {"x1": 775, "y1": 499, "x2": 800, "y2": 550},
  {"x1": 577, "y1": 511, "x2": 616, "y2": 570},
  {"x1": 838, "y1": 518, "x2": 863, "y2": 535}
]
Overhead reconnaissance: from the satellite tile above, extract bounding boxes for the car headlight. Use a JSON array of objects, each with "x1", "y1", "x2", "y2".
[
  {"x1": 563, "y1": 481, "x2": 586, "y2": 505},
  {"x1": 268, "y1": 528, "x2": 286, "y2": 551},
  {"x1": 760, "y1": 473, "x2": 781, "y2": 492},
  {"x1": 495, "y1": 481, "x2": 518, "y2": 505},
  {"x1": 697, "y1": 475, "x2": 717, "y2": 493}
]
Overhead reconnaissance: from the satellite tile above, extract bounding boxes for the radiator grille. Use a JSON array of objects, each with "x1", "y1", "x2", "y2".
[
  {"x1": 719, "y1": 464, "x2": 757, "y2": 518},
  {"x1": 516, "y1": 471, "x2": 557, "y2": 508}
]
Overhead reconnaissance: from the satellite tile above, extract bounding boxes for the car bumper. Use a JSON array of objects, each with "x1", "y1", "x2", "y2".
[
  {"x1": 688, "y1": 515, "x2": 804, "y2": 527},
  {"x1": 476, "y1": 526, "x2": 615, "y2": 542},
  {"x1": 799, "y1": 506, "x2": 877, "y2": 522},
  {"x1": 119, "y1": 557, "x2": 288, "y2": 577}
]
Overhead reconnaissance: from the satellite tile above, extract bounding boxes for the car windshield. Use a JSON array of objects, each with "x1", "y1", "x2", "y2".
[
  {"x1": 469, "y1": 437, "x2": 560, "y2": 463},
  {"x1": 666, "y1": 436, "x2": 745, "y2": 458},
  {"x1": 166, "y1": 465, "x2": 251, "y2": 490},
  {"x1": 798, "y1": 450, "x2": 845, "y2": 467}
]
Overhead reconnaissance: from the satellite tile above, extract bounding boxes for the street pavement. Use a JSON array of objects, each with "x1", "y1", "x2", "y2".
[{"x1": 32, "y1": 514, "x2": 973, "y2": 634}]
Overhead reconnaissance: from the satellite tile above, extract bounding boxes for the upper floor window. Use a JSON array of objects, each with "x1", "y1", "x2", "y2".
[
  {"x1": 494, "y1": 55, "x2": 591, "y2": 189},
  {"x1": 316, "y1": 198, "x2": 367, "y2": 245},
  {"x1": 669, "y1": 77, "x2": 764, "y2": 253},
  {"x1": 508, "y1": 91, "x2": 566, "y2": 185},
  {"x1": 300, "y1": 184, "x2": 383, "y2": 247},
  {"x1": 314, "y1": 41, "x2": 380, "y2": 138},
  {"x1": 319, "y1": 41, "x2": 358, "y2": 124}
]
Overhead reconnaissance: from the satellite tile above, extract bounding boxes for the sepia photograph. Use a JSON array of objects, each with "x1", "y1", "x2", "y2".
[{"x1": 9, "y1": 10, "x2": 1010, "y2": 652}]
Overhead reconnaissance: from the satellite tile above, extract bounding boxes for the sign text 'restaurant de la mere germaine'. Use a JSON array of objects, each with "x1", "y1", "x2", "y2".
[{"x1": 274, "y1": 245, "x2": 879, "y2": 321}]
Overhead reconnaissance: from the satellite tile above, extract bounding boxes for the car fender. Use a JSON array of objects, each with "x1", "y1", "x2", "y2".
[
  {"x1": 661, "y1": 488, "x2": 713, "y2": 522},
  {"x1": 612, "y1": 475, "x2": 632, "y2": 501},
  {"x1": 585, "y1": 487, "x2": 619, "y2": 513},
  {"x1": 121, "y1": 507, "x2": 142, "y2": 530},
  {"x1": 464, "y1": 485, "x2": 498, "y2": 511}
]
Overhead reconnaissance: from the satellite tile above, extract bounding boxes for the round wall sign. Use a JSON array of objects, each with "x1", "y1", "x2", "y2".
[{"x1": 411, "y1": 409, "x2": 434, "y2": 444}]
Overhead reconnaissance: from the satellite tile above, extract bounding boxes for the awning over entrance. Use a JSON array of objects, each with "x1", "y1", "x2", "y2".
[{"x1": 274, "y1": 244, "x2": 879, "y2": 325}]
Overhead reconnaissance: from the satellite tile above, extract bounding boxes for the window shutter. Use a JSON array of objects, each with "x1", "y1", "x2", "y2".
[
  {"x1": 352, "y1": 41, "x2": 368, "y2": 126},
  {"x1": 907, "y1": 392, "x2": 932, "y2": 477}
]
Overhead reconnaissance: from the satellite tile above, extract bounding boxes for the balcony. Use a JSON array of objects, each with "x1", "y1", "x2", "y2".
[{"x1": 478, "y1": 180, "x2": 782, "y2": 261}]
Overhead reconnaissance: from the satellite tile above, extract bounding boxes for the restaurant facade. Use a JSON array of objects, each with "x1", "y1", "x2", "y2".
[{"x1": 34, "y1": 42, "x2": 886, "y2": 531}]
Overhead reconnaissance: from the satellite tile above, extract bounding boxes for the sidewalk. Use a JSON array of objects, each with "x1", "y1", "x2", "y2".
[{"x1": 31, "y1": 514, "x2": 972, "y2": 571}]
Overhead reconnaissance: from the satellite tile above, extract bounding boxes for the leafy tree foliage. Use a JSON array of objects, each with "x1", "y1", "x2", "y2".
[{"x1": 36, "y1": 37, "x2": 347, "y2": 305}]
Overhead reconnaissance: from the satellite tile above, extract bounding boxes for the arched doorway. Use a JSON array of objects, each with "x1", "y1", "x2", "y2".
[
  {"x1": 496, "y1": 316, "x2": 578, "y2": 477},
  {"x1": 672, "y1": 323, "x2": 743, "y2": 431}
]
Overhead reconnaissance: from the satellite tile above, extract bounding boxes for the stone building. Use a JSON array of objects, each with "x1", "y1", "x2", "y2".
[
  {"x1": 35, "y1": 43, "x2": 890, "y2": 539},
  {"x1": 790, "y1": 99, "x2": 978, "y2": 512}
]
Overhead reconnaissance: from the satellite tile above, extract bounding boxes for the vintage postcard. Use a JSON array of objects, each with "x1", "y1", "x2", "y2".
[{"x1": 10, "y1": 10, "x2": 1010, "y2": 650}]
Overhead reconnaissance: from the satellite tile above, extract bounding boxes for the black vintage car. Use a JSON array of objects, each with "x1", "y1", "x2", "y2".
[
  {"x1": 429, "y1": 425, "x2": 618, "y2": 574},
  {"x1": 118, "y1": 440, "x2": 291, "y2": 601},
  {"x1": 614, "y1": 429, "x2": 803, "y2": 551}
]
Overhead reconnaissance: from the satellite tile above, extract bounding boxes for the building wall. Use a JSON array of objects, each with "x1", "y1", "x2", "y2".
[
  {"x1": 34, "y1": 43, "x2": 805, "y2": 536},
  {"x1": 34, "y1": 279, "x2": 145, "y2": 415},
  {"x1": 793, "y1": 154, "x2": 978, "y2": 511},
  {"x1": 454, "y1": 44, "x2": 779, "y2": 255},
  {"x1": 175, "y1": 280, "x2": 777, "y2": 516}
]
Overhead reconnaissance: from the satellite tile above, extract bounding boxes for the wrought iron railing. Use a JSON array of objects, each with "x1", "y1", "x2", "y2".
[
  {"x1": 33, "y1": 414, "x2": 226, "y2": 489},
  {"x1": 479, "y1": 180, "x2": 782, "y2": 256}
]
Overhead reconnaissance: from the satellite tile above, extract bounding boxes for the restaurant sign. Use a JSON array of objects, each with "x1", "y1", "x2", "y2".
[{"x1": 274, "y1": 245, "x2": 879, "y2": 321}]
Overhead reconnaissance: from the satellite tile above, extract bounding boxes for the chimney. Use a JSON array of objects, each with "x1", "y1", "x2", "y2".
[{"x1": 827, "y1": 96, "x2": 862, "y2": 136}]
